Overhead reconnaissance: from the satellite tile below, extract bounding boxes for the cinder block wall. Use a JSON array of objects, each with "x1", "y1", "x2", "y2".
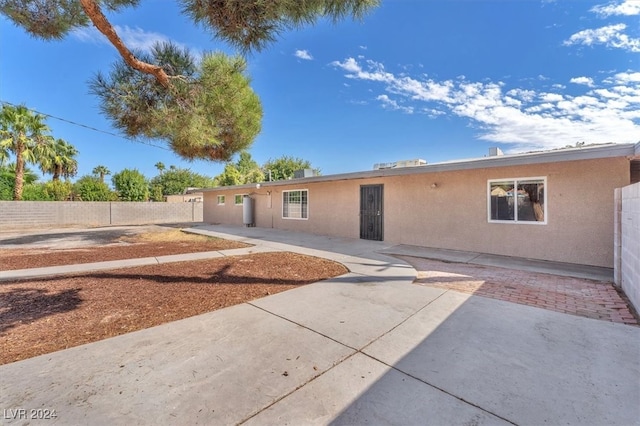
[
  {"x1": 0, "y1": 201, "x2": 203, "y2": 229},
  {"x1": 617, "y1": 183, "x2": 640, "y2": 313}
]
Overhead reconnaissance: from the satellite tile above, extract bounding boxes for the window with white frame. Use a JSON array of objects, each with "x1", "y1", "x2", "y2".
[
  {"x1": 234, "y1": 194, "x2": 246, "y2": 205},
  {"x1": 217, "y1": 195, "x2": 225, "y2": 205},
  {"x1": 488, "y1": 177, "x2": 546, "y2": 224},
  {"x1": 283, "y1": 190, "x2": 308, "y2": 219}
]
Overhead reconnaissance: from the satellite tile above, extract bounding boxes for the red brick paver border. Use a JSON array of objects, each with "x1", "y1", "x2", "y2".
[{"x1": 397, "y1": 256, "x2": 638, "y2": 326}]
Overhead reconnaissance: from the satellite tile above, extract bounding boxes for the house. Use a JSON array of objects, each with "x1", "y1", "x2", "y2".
[{"x1": 202, "y1": 143, "x2": 640, "y2": 269}]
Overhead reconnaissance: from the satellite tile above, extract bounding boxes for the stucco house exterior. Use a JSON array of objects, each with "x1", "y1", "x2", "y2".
[{"x1": 202, "y1": 143, "x2": 640, "y2": 269}]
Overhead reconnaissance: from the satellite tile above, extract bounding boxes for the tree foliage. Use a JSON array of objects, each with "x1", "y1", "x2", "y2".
[
  {"x1": 214, "y1": 163, "x2": 244, "y2": 187},
  {"x1": 40, "y1": 138, "x2": 79, "y2": 181},
  {"x1": 92, "y1": 165, "x2": 110, "y2": 183},
  {"x1": 1, "y1": 0, "x2": 378, "y2": 161},
  {"x1": 90, "y1": 46, "x2": 262, "y2": 161},
  {"x1": 263, "y1": 156, "x2": 319, "y2": 181},
  {"x1": 20, "y1": 182, "x2": 50, "y2": 201},
  {"x1": 0, "y1": 104, "x2": 53, "y2": 200},
  {"x1": 43, "y1": 180, "x2": 74, "y2": 200},
  {"x1": 21, "y1": 180, "x2": 74, "y2": 201},
  {"x1": 213, "y1": 151, "x2": 264, "y2": 186},
  {"x1": 213, "y1": 150, "x2": 264, "y2": 186},
  {"x1": 112, "y1": 168, "x2": 148, "y2": 201},
  {"x1": 213, "y1": 153, "x2": 319, "y2": 186},
  {"x1": 148, "y1": 166, "x2": 214, "y2": 201},
  {"x1": 74, "y1": 175, "x2": 116, "y2": 201},
  {"x1": 0, "y1": 163, "x2": 38, "y2": 200}
]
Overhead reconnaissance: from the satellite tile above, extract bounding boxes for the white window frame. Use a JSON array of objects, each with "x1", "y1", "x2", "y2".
[
  {"x1": 234, "y1": 194, "x2": 246, "y2": 205},
  {"x1": 282, "y1": 189, "x2": 308, "y2": 220},
  {"x1": 217, "y1": 195, "x2": 225, "y2": 205},
  {"x1": 487, "y1": 177, "x2": 547, "y2": 225}
]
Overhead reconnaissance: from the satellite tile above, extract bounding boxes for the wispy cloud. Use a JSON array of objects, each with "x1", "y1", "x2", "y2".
[
  {"x1": 331, "y1": 57, "x2": 640, "y2": 151},
  {"x1": 591, "y1": 0, "x2": 640, "y2": 17},
  {"x1": 294, "y1": 49, "x2": 313, "y2": 60},
  {"x1": 72, "y1": 25, "x2": 189, "y2": 54},
  {"x1": 564, "y1": 23, "x2": 640, "y2": 52},
  {"x1": 377, "y1": 94, "x2": 414, "y2": 114},
  {"x1": 570, "y1": 76, "x2": 595, "y2": 87}
]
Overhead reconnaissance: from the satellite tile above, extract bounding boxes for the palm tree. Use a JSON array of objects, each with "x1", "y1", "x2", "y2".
[
  {"x1": 92, "y1": 165, "x2": 110, "y2": 183},
  {"x1": 0, "y1": 104, "x2": 52, "y2": 200},
  {"x1": 40, "y1": 138, "x2": 79, "y2": 181},
  {"x1": 154, "y1": 162, "x2": 165, "y2": 175}
]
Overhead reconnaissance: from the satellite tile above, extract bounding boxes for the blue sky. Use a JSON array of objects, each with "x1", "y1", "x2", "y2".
[{"x1": 1, "y1": 0, "x2": 638, "y2": 182}]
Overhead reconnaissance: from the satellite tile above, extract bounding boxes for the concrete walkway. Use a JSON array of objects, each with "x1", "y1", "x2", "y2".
[{"x1": 1, "y1": 224, "x2": 639, "y2": 425}]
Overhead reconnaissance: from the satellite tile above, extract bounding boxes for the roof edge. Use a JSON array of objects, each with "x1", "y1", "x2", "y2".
[{"x1": 201, "y1": 143, "x2": 637, "y2": 192}]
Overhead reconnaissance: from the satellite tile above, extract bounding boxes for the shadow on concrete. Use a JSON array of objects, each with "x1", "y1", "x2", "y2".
[
  {"x1": 0, "y1": 287, "x2": 82, "y2": 333},
  {"x1": 322, "y1": 274, "x2": 640, "y2": 426},
  {"x1": 14, "y1": 265, "x2": 331, "y2": 288}
]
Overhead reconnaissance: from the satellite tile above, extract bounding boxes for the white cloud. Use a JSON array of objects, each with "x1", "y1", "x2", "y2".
[
  {"x1": 330, "y1": 56, "x2": 640, "y2": 151},
  {"x1": 376, "y1": 95, "x2": 414, "y2": 114},
  {"x1": 591, "y1": 0, "x2": 640, "y2": 17},
  {"x1": 330, "y1": 57, "x2": 395, "y2": 83},
  {"x1": 294, "y1": 49, "x2": 313, "y2": 60},
  {"x1": 540, "y1": 93, "x2": 564, "y2": 102},
  {"x1": 564, "y1": 23, "x2": 640, "y2": 52},
  {"x1": 610, "y1": 71, "x2": 640, "y2": 83},
  {"x1": 570, "y1": 76, "x2": 595, "y2": 87},
  {"x1": 72, "y1": 25, "x2": 189, "y2": 54}
]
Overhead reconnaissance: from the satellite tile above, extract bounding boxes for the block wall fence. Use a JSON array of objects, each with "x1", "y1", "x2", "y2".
[
  {"x1": 0, "y1": 201, "x2": 203, "y2": 229},
  {"x1": 614, "y1": 182, "x2": 640, "y2": 314}
]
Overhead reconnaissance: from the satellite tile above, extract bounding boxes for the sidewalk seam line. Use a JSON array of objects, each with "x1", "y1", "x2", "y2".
[{"x1": 361, "y1": 351, "x2": 518, "y2": 425}]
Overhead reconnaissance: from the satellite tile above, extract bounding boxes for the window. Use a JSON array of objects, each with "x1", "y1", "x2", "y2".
[
  {"x1": 488, "y1": 177, "x2": 546, "y2": 224},
  {"x1": 217, "y1": 195, "x2": 225, "y2": 205},
  {"x1": 283, "y1": 190, "x2": 308, "y2": 219},
  {"x1": 234, "y1": 194, "x2": 246, "y2": 205}
]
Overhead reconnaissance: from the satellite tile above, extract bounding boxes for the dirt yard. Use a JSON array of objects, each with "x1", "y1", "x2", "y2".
[
  {"x1": 0, "y1": 228, "x2": 250, "y2": 270},
  {"x1": 0, "y1": 229, "x2": 348, "y2": 365}
]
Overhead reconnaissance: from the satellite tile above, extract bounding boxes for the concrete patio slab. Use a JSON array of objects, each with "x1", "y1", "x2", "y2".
[
  {"x1": 245, "y1": 352, "x2": 511, "y2": 426},
  {"x1": 0, "y1": 303, "x2": 354, "y2": 425},
  {"x1": 252, "y1": 278, "x2": 446, "y2": 350},
  {"x1": 363, "y1": 291, "x2": 640, "y2": 425}
]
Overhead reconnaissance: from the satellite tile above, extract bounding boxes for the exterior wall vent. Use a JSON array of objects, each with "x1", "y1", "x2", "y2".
[{"x1": 373, "y1": 159, "x2": 427, "y2": 170}]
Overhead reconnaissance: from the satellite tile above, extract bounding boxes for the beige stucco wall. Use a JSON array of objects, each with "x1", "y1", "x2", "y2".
[{"x1": 204, "y1": 157, "x2": 630, "y2": 267}]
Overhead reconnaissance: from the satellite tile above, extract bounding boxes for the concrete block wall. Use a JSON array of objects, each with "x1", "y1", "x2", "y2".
[
  {"x1": 616, "y1": 182, "x2": 640, "y2": 314},
  {"x1": 0, "y1": 201, "x2": 203, "y2": 229}
]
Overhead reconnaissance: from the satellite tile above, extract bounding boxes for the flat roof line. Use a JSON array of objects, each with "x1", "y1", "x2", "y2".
[{"x1": 201, "y1": 143, "x2": 637, "y2": 192}]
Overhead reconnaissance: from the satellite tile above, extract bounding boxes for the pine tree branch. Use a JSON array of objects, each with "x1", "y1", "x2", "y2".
[{"x1": 78, "y1": 0, "x2": 170, "y2": 87}]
